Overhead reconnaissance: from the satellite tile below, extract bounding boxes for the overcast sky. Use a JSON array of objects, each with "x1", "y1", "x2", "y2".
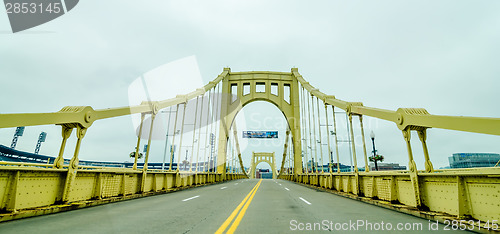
[{"x1": 1, "y1": 0, "x2": 499, "y2": 171}]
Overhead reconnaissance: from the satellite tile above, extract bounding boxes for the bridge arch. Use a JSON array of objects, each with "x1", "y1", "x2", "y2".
[{"x1": 216, "y1": 69, "x2": 302, "y2": 177}]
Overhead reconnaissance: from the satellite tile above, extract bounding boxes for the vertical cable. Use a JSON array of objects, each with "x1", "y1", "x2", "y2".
[
  {"x1": 195, "y1": 94, "x2": 205, "y2": 172},
  {"x1": 359, "y1": 116, "x2": 369, "y2": 172},
  {"x1": 143, "y1": 113, "x2": 156, "y2": 171},
  {"x1": 214, "y1": 83, "x2": 221, "y2": 173},
  {"x1": 345, "y1": 112, "x2": 353, "y2": 172},
  {"x1": 208, "y1": 87, "x2": 216, "y2": 172},
  {"x1": 177, "y1": 102, "x2": 188, "y2": 171},
  {"x1": 316, "y1": 97, "x2": 324, "y2": 173},
  {"x1": 228, "y1": 136, "x2": 232, "y2": 173},
  {"x1": 348, "y1": 113, "x2": 358, "y2": 173},
  {"x1": 301, "y1": 86, "x2": 310, "y2": 174},
  {"x1": 133, "y1": 114, "x2": 145, "y2": 170},
  {"x1": 309, "y1": 94, "x2": 318, "y2": 173},
  {"x1": 190, "y1": 96, "x2": 200, "y2": 172},
  {"x1": 290, "y1": 133, "x2": 293, "y2": 174},
  {"x1": 232, "y1": 137, "x2": 235, "y2": 173},
  {"x1": 286, "y1": 134, "x2": 290, "y2": 175},
  {"x1": 331, "y1": 106, "x2": 340, "y2": 173},
  {"x1": 203, "y1": 89, "x2": 212, "y2": 172},
  {"x1": 162, "y1": 106, "x2": 173, "y2": 170},
  {"x1": 324, "y1": 104, "x2": 332, "y2": 173},
  {"x1": 168, "y1": 105, "x2": 180, "y2": 171}
]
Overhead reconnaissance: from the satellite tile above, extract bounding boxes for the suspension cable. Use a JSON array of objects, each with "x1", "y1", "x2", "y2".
[
  {"x1": 203, "y1": 89, "x2": 212, "y2": 172},
  {"x1": 316, "y1": 97, "x2": 324, "y2": 173},
  {"x1": 300, "y1": 85, "x2": 309, "y2": 174},
  {"x1": 324, "y1": 103, "x2": 332, "y2": 173},
  {"x1": 208, "y1": 87, "x2": 216, "y2": 172},
  {"x1": 162, "y1": 106, "x2": 173, "y2": 171},
  {"x1": 309, "y1": 94, "x2": 318, "y2": 173},
  {"x1": 177, "y1": 102, "x2": 188, "y2": 172},
  {"x1": 195, "y1": 94, "x2": 205, "y2": 172},
  {"x1": 190, "y1": 96, "x2": 200, "y2": 172},
  {"x1": 214, "y1": 83, "x2": 221, "y2": 173},
  {"x1": 331, "y1": 106, "x2": 340, "y2": 173},
  {"x1": 168, "y1": 104, "x2": 180, "y2": 171},
  {"x1": 347, "y1": 112, "x2": 358, "y2": 173}
]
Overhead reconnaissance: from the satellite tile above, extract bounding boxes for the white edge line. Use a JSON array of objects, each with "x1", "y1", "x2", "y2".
[
  {"x1": 299, "y1": 197, "x2": 311, "y2": 205},
  {"x1": 182, "y1": 195, "x2": 200, "y2": 202},
  {"x1": 220, "y1": 187, "x2": 227, "y2": 190},
  {"x1": 285, "y1": 187, "x2": 290, "y2": 191}
]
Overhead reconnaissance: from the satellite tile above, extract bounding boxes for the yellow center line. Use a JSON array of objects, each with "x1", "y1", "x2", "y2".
[
  {"x1": 215, "y1": 179, "x2": 262, "y2": 234},
  {"x1": 226, "y1": 179, "x2": 261, "y2": 234}
]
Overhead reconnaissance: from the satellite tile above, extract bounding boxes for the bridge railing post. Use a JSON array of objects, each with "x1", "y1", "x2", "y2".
[
  {"x1": 5, "y1": 171, "x2": 20, "y2": 212},
  {"x1": 457, "y1": 175, "x2": 472, "y2": 219}
]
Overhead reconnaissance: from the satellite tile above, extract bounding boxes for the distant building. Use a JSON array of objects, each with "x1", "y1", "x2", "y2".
[
  {"x1": 256, "y1": 169, "x2": 272, "y2": 179},
  {"x1": 306, "y1": 160, "x2": 319, "y2": 171},
  {"x1": 369, "y1": 162, "x2": 406, "y2": 171},
  {"x1": 448, "y1": 153, "x2": 500, "y2": 168}
]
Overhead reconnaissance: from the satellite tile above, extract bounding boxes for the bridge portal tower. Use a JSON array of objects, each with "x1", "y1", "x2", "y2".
[
  {"x1": 216, "y1": 68, "x2": 303, "y2": 177},
  {"x1": 249, "y1": 152, "x2": 276, "y2": 179}
]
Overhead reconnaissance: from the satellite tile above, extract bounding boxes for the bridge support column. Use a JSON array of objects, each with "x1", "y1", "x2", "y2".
[
  {"x1": 217, "y1": 77, "x2": 230, "y2": 179},
  {"x1": 402, "y1": 129, "x2": 422, "y2": 208},
  {"x1": 53, "y1": 126, "x2": 73, "y2": 168},
  {"x1": 94, "y1": 173, "x2": 103, "y2": 199},
  {"x1": 347, "y1": 112, "x2": 360, "y2": 195},
  {"x1": 331, "y1": 105, "x2": 341, "y2": 174},
  {"x1": 359, "y1": 116, "x2": 369, "y2": 172},
  {"x1": 417, "y1": 129, "x2": 434, "y2": 173},
  {"x1": 141, "y1": 112, "x2": 156, "y2": 193},
  {"x1": 347, "y1": 114, "x2": 358, "y2": 173},
  {"x1": 278, "y1": 130, "x2": 290, "y2": 178},
  {"x1": 457, "y1": 176, "x2": 472, "y2": 219},
  {"x1": 5, "y1": 171, "x2": 20, "y2": 212},
  {"x1": 133, "y1": 114, "x2": 145, "y2": 170},
  {"x1": 62, "y1": 126, "x2": 86, "y2": 202}
]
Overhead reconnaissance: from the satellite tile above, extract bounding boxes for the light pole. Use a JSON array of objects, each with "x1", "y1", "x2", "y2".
[{"x1": 370, "y1": 131, "x2": 378, "y2": 171}]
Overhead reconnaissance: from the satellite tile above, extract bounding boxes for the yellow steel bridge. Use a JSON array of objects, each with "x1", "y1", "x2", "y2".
[{"x1": 0, "y1": 68, "x2": 498, "y2": 233}]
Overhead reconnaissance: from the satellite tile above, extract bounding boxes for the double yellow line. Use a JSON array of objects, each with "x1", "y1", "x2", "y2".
[{"x1": 215, "y1": 179, "x2": 262, "y2": 234}]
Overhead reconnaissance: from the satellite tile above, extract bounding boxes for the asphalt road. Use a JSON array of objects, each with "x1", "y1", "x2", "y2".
[{"x1": 0, "y1": 179, "x2": 469, "y2": 233}]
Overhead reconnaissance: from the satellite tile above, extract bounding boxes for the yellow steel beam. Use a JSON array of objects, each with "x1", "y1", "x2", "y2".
[
  {"x1": 0, "y1": 69, "x2": 230, "y2": 129},
  {"x1": 291, "y1": 68, "x2": 500, "y2": 136}
]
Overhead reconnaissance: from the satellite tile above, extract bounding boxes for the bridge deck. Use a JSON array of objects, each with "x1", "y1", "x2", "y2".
[{"x1": 0, "y1": 179, "x2": 466, "y2": 233}]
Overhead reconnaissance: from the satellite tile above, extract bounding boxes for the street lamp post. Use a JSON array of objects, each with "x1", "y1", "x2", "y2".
[{"x1": 370, "y1": 131, "x2": 378, "y2": 171}]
